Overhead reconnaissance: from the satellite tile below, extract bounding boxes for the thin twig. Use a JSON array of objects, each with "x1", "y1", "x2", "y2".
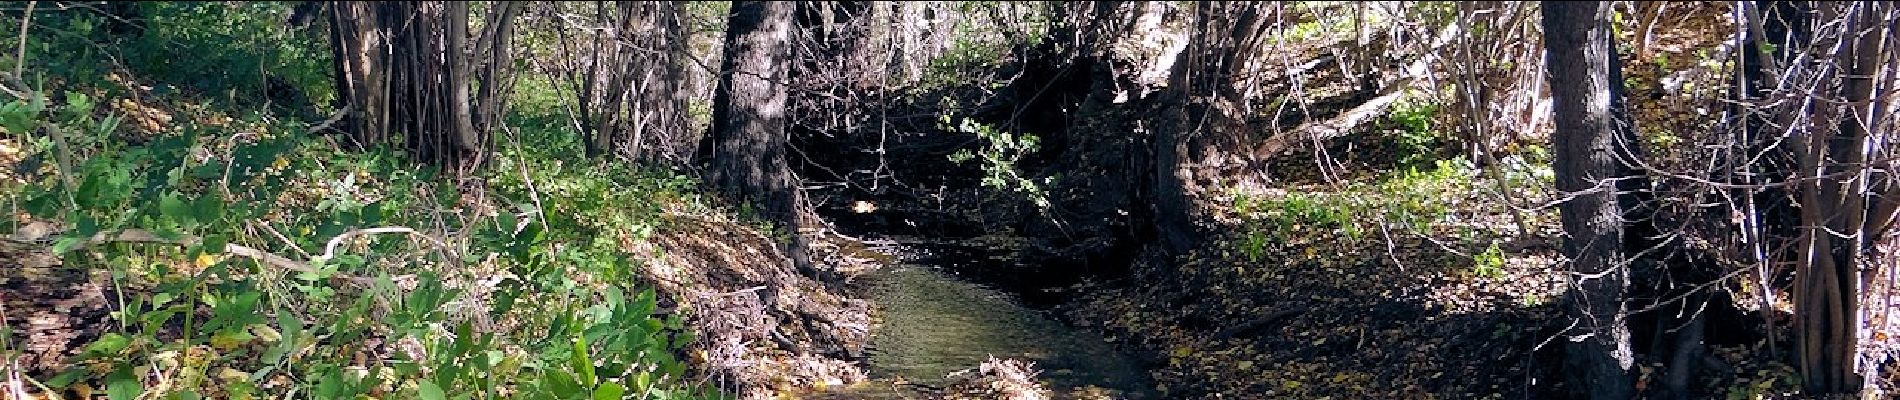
[
  {"x1": 306, "y1": 104, "x2": 351, "y2": 135},
  {"x1": 250, "y1": 220, "x2": 314, "y2": 260},
  {"x1": 318, "y1": 226, "x2": 455, "y2": 262},
  {"x1": 13, "y1": 1, "x2": 33, "y2": 79}
]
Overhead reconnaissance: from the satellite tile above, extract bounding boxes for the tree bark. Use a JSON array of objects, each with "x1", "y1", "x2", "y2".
[
  {"x1": 701, "y1": 1, "x2": 815, "y2": 275},
  {"x1": 1542, "y1": 2, "x2": 1637, "y2": 399},
  {"x1": 1153, "y1": 1, "x2": 1273, "y2": 255},
  {"x1": 566, "y1": 2, "x2": 689, "y2": 163},
  {"x1": 1792, "y1": 2, "x2": 1888, "y2": 395},
  {"x1": 328, "y1": 1, "x2": 392, "y2": 148},
  {"x1": 326, "y1": 1, "x2": 516, "y2": 169},
  {"x1": 473, "y1": 1, "x2": 523, "y2": 135}
]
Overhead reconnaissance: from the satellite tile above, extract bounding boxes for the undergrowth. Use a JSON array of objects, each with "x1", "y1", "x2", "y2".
[
  {"x1": 1229, "y1": 158, "x2": 1478, "y2": 268},
  {"x1": 1, "y1": 4, "x2": 725, "y2": 400}
]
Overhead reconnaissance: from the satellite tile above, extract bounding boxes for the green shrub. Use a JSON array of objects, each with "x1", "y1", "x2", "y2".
[
  {"x1": 946, "y1": 116, "x2": 1050, "y2": 209},
  {"x1": 1386, "y1": 96, "x2": 1447, "y2": 169},
  {"x1": 5, "y1": 73, "x2": 722, "y2": 399},
  {"x1": 1471, "y1": 242, "x2": 1505, "y2": 278},
  {"x1": 123, "y1": 2, "x2": 334, "y2": 112}
]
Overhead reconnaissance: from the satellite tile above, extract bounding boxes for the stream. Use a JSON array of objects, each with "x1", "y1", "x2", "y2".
[{"x1": 803, "y1": 238, "x2": 1157, "y2": 399}]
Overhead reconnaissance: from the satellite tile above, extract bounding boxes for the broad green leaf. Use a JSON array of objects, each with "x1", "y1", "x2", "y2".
[
  {"x1": 417, "y1": 380, "x2": 447, "y2": 400},
  {"x1": 159, "y1": 193, "x2": 191, "y2": 222},
  {"x1": 543, "y1": 370, "x2": 583, "y2": 399},
  {"x1": 199, "y1": 234, "x2": 229, "y2": 258},
  {"x1": 592, "y1": 382, "x2": 627, "y2": 400},
  {"x1": 107, "y1": 367, "x2": 142, "y2": 400},
  {"x1": 74, "y1": 216, "x2": 100, "y2": 237},
  {"x1": 192, "y1": 194, "x2": 225, "y2": 223},
  {"x1": 631, "y1": 289, "x2": 657, "y2": 316}
]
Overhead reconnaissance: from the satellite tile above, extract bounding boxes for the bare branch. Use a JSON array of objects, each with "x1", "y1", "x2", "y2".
[{"x1": 14, "y1": 1, "x2": 33, "y2": 79}]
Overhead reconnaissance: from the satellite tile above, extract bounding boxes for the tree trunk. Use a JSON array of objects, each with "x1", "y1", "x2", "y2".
[
  {"x1": 1792, "y1": 2, "x2": 1888, "y2": 395},
  {"x1": 701, "y1": 1, "x2": 815, "y2": 275},
  {"x1": 1153, "y1": 1, "x2": 1273, "y2": 255},
  {"x1": 326, "y1": 1, "x2": 516, "y2": 169},
  {"x1": 594, "y1": 1, "x2": 642, "y2": 158},
  {"x1": 328, "y1": 1, "x2": 392, "y2": 148},
  {"x1": 442, "y1": 1, "x2": 481, "y2": 164},
  {"x1": 473, "y1": 1, "x2": 523, "y2": 135},
  {"x1": 1542, "y1": 2, "x2": 1636, "y2": 399},
  {"x1": 1006, "y1": 1, "x2": 1160, "y2": 270},
  {"x1": 637, "y1": 1, "x2": 691, "y2": 164},
  {"x1": 567, "y1": 1, "x2": 689, "y2": 163}
]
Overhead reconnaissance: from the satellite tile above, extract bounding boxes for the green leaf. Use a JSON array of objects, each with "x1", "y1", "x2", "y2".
[
  {"x1": 96, "y1": 114, "x2": 122, "y2": 137},
  {"x1": 200, "y1": 233, "x2": 229, "y2": 255},
  {"x1": 151, "y1": 226, "x2": 185, "y2": 242},
  {"x1": 631, "y1": 289, "x2": 656, "y2": 317},
  {"x1": 417, "y1": 380, "x2": 447, "y2": 400},
  {"x1": 74, "y1": 216, "x2": 100, "y2": 237},
  {"x1": 22, "y1": 187, "x2": 59, "y2": 218},
  {"x1": 140, "y1": 309, "x2": 177, "y2": 329},
  {"x1": 45, "y1": 369, "x2": 86, "y2": 388},
  {"x1": 75, "y1": 171, "x2": 108, "y2": 209},
  {"x1": 152, "y1": 292, "x2": 174, "y2": 307},
  {"x1": 51, "y1": 236, "x2": 85, "y2": 254},
  {"x1": 592, "y1": 382, "x2": 627, "y2": 400},
  {"x1": 107, "y1": 367, "x2": 142, "y2": 400},
  {"x1": 491, "y1": 287, "x2": 520, "y2": 318},
  {"x1": 64, "y1": 91, "x2": 92, "y2": 116},
  {"x1": 160, "y1": 193, "x2": 191, "y2": 223},
  {"x1": 192, "y1": 194, "x2": 225, "y2": 223},
  {"x1": 543, "y1": 370, "x2": 583, "y2": 399},
  {"x1": 315, "y1": 368, "x2": 346, "y2": 398},
  {"x1": 191, "y1": 163, "x2": 223, "y2": 180},
  {"x1": 572, "y1": 336, "x2": 596, "y2": 385}
]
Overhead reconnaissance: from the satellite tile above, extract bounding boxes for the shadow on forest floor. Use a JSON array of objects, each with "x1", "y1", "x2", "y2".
[{"x1": 1064, "y1": 217, "x2": 1572, "y2": 398}]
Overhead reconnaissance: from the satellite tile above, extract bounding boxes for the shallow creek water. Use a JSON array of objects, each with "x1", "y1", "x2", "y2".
[{"x1": 801, "y1": 240, "x2": 1156, "y2": 399}]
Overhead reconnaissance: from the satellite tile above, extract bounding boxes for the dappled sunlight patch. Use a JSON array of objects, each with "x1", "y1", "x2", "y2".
[
  {"x1": 0, "y1": 138, "x2": 28, "y2": 186},
  {"x1": 628, "y1": 216, "x2": 872, "y2": 399},
  {"x1": 1070, "y1": 148, "x2": 1566, "y2": 397}
]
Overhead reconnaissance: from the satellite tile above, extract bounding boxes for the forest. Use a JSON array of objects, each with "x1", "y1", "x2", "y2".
[{"x1": 0, "y1": 1, "x2": 1897, "y2": 399}]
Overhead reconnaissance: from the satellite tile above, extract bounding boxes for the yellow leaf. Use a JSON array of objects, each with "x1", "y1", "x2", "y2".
[
  {"x1": 210, "y1": 331, "x2": 246, "y2": 350},
  {"x1": 217, "y1": 368, "x2": 249, "y2": 382},
  {"x1": 197, "y1": 253, "x2": 223, "y2": 268},
  {"x1": 251, "y1": 324, "x2": 282, "y2": 343}
]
